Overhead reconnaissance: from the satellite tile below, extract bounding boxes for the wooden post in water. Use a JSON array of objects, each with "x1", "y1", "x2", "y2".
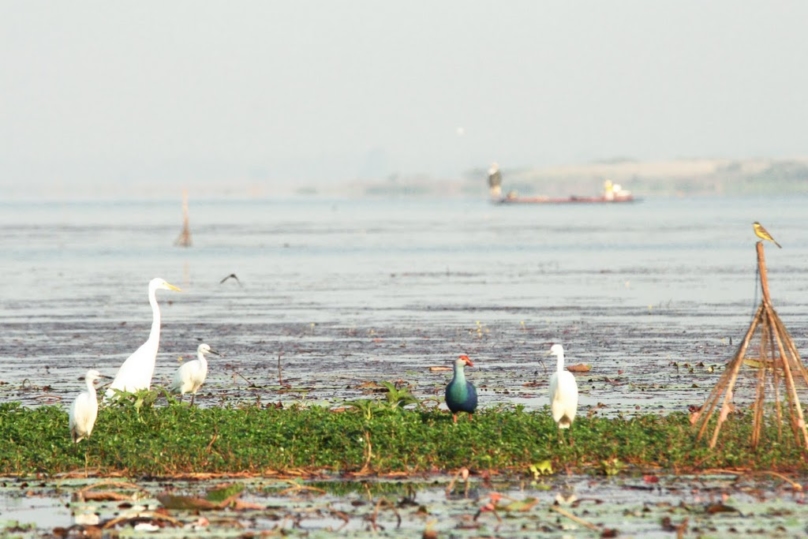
[
  {"x1": 174, "y1": 189, "x2": 192, "y2": 247},
  {"x1": 757, "y1": 242, "x2": 770, "y2": 307},
  {"x1": 694, "y1": 241, "x2": 808, "y2": 453}
]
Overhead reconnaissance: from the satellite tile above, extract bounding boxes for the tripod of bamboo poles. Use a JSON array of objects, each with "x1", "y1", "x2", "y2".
[
  {"x1": 694, "y1": 241, "x2": 808, "y2": 451},
  {"x1": 174, "y1": 189, "x2": 192, "y2": 247}
]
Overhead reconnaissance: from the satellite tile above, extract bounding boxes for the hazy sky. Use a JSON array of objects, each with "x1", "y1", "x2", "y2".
[{"x1": 2, "y1": 1, "x2": 807, "y2": 192}]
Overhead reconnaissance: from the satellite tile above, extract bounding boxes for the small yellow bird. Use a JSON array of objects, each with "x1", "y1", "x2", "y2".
[{"x1": 753, "y1": 221, "x2": 781, "y2": 248}]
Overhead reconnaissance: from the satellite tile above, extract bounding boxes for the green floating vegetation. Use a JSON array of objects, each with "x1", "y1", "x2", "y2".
[{"x1": 0, "y1": 399, "x2": 805, "y2": 477}]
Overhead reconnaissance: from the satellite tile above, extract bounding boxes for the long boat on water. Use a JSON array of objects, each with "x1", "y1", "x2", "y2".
[
  {"x1": 489, "y1": 179, "x2": 639, "y2": 204},
  {"x1": 493, "y1": 192, "x2": 637, "y2": 204}
]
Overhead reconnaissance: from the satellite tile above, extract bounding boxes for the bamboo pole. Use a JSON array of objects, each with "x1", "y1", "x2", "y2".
[
  {"x1": 709, "y1": 375, "x2": 739, "y2": 448},
  {"x1": 758, "y1": 240, "x2": 808, "y2": 448},
  {"x1": 697, "y1": 240, "x2": 807, "y2": 451},
  {"x1": 770, "y1": 310, "x2": 808, "y2": 448},
  {"x1": 752, "y1": 315, "x2": 772, "y2": 446},
  {"x1": 175, "y1": 189, "x2": 192, "y2": 247},
  {"x1": 696, "y1": 305, "x2": 762, "y2": 441},
  {"x1": 751, "y1": 341, "x2": 766, "y2": 448},
  {"x1": 774, "y1": 315, "x2": 808, "y2": 386},
  {"x1": 757, "y1": 242, "x2": 770, "y2": 306},
  {"x1": 767, "y1": 315, "x2": 784, "y2": 440},
  {"x1": 773, "y1": 361, "x2": 783, "y2": 440}
]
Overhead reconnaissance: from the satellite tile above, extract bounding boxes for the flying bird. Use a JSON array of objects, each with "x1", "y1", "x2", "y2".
[{"x1": 219, "y1": 273, "x2": 242, "y2": 286}]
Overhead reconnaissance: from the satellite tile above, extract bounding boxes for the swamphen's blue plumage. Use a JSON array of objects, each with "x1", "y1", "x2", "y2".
[{"x1": 445, "y1": 354, "x2": 478, "y2": 423}]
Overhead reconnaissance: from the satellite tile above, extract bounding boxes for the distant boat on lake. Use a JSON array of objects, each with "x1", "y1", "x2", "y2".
[{"x1": 489, "y1": 174, "x2": 638, "y2": 204}]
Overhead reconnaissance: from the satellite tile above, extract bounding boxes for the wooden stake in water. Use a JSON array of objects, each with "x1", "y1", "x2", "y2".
[
  {"x1": 175, "y1": 190, "x2": 192, "y2": 247},
  {"x1": 694, "y1": 241, "x2": 808, "y2": 453}
]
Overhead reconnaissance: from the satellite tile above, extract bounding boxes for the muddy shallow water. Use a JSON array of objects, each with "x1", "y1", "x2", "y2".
[
  {"x1": 1, "y1": 473, "x2": 807, "y2": 537},
  {"x1": 2, "y1": 195, "x2": 808, "y2": 536},
  {"x1": 1, "y1": 195, "x2": 807, "y2": 414}
]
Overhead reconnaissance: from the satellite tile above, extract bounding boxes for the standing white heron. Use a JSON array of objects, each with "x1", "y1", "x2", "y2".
[
  {"x1": 69, "y1": 369, "x2": 105, "y2": 443},
  {"x1": 105, "y1": 277, "x2": 181, "y2": 400},
  {"x1": 547, "y1": 344, "x2": 579, "y2": 429},
  {"x1": 170, "y1": 343, "x2": 220, "y2": 405}
]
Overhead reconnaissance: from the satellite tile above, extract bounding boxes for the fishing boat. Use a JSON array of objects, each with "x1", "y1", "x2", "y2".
[
  {"x1": 490, "y1": 178, "x2": 638, "y2": 204},
  {"x1": 494, "y1": 190, "x2": 636, "y2": 204}
]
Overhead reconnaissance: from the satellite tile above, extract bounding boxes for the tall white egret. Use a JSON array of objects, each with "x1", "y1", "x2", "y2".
[
  {"x1": 170, "y1": 343, "x2": 220, "y2": 405},
  {"x1": 105, "y1": 278, "x2": 181, "y2": 400},
  {"x1": 547, "y1": 344, "x2": 579, "y2": 429},
  {"x1": 69, "y1": 370, "x2": 105, "y2": 443}
]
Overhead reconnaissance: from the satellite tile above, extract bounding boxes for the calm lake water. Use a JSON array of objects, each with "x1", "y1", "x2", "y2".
[{"x1": 1, "y1": 194, "x2": 807, "y2": 413}]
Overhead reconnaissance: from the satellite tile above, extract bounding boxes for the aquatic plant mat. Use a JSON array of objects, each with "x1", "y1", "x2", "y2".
[
  {"x1": 5, "y1": 395, "x2": 808, "y2": 536},
  {"x1": 2, "y1": 404, "x2": 808, "y2": 476},
  {"x1": 1, "y1": 472, "x2": 807, "y2": 537}
]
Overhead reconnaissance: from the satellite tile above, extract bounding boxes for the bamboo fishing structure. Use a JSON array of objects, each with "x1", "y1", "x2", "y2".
[
  {"x1": 174, "y1": 189, "x2": 192, "y2": 247},
  {"x1": 694, "y1": 241, "x2": 808, "y2": 452}
]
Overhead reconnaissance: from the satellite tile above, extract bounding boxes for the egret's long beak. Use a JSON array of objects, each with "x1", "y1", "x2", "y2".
[
  {"x1": 209, "y1": 348, "x2": 221, "y2": 357},
  {"x1": 166, "y1": 283, "x2": 182, "y2": 292}
]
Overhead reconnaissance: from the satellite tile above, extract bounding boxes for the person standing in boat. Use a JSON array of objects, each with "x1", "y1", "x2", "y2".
[{"x1": 488, "y1": 162, "x2": 503, "y2": 199}]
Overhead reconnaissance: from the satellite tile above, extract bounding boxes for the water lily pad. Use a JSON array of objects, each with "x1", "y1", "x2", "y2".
[{"x1": 205, "y1": 483, "x2": 245, "y2": 503}]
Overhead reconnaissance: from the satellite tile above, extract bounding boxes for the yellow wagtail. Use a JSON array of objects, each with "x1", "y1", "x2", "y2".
[{"x1": 753, "y1": 221, "x2": 782, "y2": 248}]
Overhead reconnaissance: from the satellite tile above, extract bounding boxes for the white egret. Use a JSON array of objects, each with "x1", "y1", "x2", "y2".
[
  {"x1": 170, "y1": 343, "x2": 220, "y2": 405},
  {"x1": 105, "y1": 277, "x2": 181, "y2": 400},
  {"x1": 69, "y1": 370, "x2": 104, "y2": 443},
  {"x1": 547, "y1": 344, "x2": 579, "y2": 429}
]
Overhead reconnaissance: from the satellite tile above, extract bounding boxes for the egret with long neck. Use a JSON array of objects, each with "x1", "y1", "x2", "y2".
[
  {"x1": 547, "y1": 344, "x2": 579, "y2": 429},
  {"x1": 106, "y1": 278, "x2": 181, "y2": 400},
  {"x1": 445, "y1": 354, "x2": 478, "y2": 423}
]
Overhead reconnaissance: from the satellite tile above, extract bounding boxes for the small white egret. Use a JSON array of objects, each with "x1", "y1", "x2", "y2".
[
  {"x1": 69, "y1": 370, "x2": 104, "y2": 443},
  {"x1": 105, "y1": 278, "x2": 181, "y2": 400},
  {"x1": 547, "y1": 344, "x2": 579, "y2": 429},
  {"x1": 170, "y1": 343, "x2": 220, "y2": 405}
]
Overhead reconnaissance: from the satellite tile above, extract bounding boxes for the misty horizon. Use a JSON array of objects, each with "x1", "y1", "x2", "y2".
[{"x1": 2, "y1": 1, "x2": 807, "y2": 197}]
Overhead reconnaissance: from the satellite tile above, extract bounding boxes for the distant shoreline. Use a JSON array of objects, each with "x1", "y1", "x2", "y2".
[
  {"x1": 496, "y1": 157, "x2": 808, "y2": 198},
  {"x1": 3, "y1": 157, "x2": 807, "y2": 199}
]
